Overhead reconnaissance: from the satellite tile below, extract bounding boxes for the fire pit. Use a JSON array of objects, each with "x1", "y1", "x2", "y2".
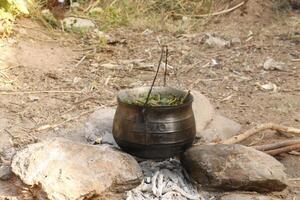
[{"x1": 112, "y1": 47, "x2": 196, "y2": 159}]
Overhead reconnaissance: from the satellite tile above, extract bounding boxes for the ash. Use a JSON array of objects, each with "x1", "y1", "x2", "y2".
[{"x1": 126, "y1": 158, "x2": 205, "y2": 200}]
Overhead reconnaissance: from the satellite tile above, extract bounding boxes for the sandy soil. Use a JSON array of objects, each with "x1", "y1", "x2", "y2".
[{"x1": 0, "y1": 0, "x2": 299, "y2": 199}]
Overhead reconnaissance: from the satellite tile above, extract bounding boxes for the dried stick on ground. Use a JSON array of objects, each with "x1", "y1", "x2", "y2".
[
  {"x1": 265, "y1": 144, "x2": 300, "y2": 156},
  {"x1": 0, "y1": 90, "x2": 84, "y2": 95},
  {"x1": 220, "y1": 123, "x2": 300, "y2": 145},
  {"x1": 253, "y1": 139, "x2": 300, "y2": 151},
  {"x1": 173, "y1": 1, "x2": 246, "y2": 18}
]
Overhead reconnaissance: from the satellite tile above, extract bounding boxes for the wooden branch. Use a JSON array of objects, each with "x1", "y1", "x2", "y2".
[
  {"x1": 0, "y1": 90, "x2": 84, "y2": 95},
  {"x1": 220, "y1": 123, "x2": 300, "y2": 145},
  {"x1": 265, "y1": 144, "x2": 300, "y2": 156},
  {"x1": 172, "y1": 1, "x2": 245, "y2": 18},
  {"x1": 253, "y1": 139, "x2": 300, "y2": 151}
]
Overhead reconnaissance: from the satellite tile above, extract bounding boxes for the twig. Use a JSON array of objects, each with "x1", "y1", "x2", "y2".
[
  {"x1": 173, "y1": 1, "x2": 245, "y2": 18},
  {"x1": 36, "y1": 109, "x2": 96, "y2": 131},
  {"x1": 75, "y1": 55, "x2": 87, "y2": 67},
  {"x1": 181, "y1": 90, "x2": 191, "y2": 104},
  {"x1": 291, "y1": 59, "x2": 300, "y2": 62},
  {"x1": 289, "y1": 178, "x2": 300, "y2": 181},
  {"x1": 265, "y1": 144, "x2": 300, "y2": 156},
  {"x1": 253, "y1": 139, "x2": 300, "y2": 151},
  {"x1": 220, "y1": 123, "x2": 300, "y2": 144},
  {"x1": 74, "y1": 97, "x2": 97, "y2": 105},
  {"x1": 0, "y1": 90, "x2": 84, "y2": 95},
  {"x1": 289, "y1": 151, "x2": 300, "y2": 156}
]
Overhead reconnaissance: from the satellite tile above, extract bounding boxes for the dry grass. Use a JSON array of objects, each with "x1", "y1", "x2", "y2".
[
  {"x1": 70, "y1": 0, "x2": 237, "y2": 32},
  {"x1": 0, "y1": 0, "x2": 242, "y2": 36}
]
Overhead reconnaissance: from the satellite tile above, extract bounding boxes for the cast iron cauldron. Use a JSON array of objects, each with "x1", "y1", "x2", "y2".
[{"x1": 112, "y1": 86, "x2": 196, "y2": 159}]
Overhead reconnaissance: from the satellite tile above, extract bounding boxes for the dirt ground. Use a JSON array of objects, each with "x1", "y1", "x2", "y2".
[{"x1": 0, "y1": 0, "x2": 300, "y2": 199}]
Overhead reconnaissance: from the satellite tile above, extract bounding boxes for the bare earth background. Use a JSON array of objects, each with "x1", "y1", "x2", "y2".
[{"x1": 0, "y1": 0, "x2": 299, "y2": 198}]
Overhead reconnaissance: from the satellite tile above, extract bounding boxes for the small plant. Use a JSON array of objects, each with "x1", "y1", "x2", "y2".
[
  {"x1": 0, "y1": 0, "x2": 30, "y2": 37},
  {"x1": 125, "y1": 91, "x2": 190, "y2": 107},
  {"x1": 0, "y1": 8, "x2": 13, "y2": 36}
]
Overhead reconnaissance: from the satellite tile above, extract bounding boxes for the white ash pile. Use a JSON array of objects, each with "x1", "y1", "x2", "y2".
[{"x1": 126, "y1": 159, "x2": 204, "y2": 200}]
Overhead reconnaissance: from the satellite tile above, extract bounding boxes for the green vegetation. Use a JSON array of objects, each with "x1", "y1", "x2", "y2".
[
  {"x1": 0, "y1": 0, "x2": 252, "y2": 37},
  {"x1": 73, "y1": 0, "x2": 229, "y2": 32},
  {"x1": 125, "y1": 91, "x2": 190, "y2": 107},
  {"x1": 0, "y1": 0, "x2": 29, "y2": 37}
]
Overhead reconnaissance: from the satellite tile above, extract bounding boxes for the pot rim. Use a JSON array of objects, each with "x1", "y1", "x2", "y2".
[{"x1": 116, "y1": 86, "x2": 193, "y2": 109}]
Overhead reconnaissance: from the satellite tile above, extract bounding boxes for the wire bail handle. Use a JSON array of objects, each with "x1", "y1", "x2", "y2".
[{"x1": 143, "y1": 45, "x2": 169, "y2": 108}]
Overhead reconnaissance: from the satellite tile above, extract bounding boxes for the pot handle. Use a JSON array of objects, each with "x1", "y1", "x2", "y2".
[{"x1": 143, "y1": 46, "x2": 169, "y2": 108}]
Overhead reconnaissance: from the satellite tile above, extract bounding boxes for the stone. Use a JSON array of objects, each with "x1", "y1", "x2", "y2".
[
  {"x1": 220, "y1": 193, "x2": 280, "y2": 200},
  {"x1": 0, "y1": 148, "x2": 16, "y2": 163},
  {"x1": 191, "y1": 90, "x2": 215, "y2": 136},
  {"x1": 231, "y1": 37, "x2": 242, "y2": 45},
  {"x1": 93, "y1": 29, "x2": 111, "y2": 40},
  {"x1": 0, "y1": 132, "x2": 13, "y2": 151},
  {"x1": 0, "y1": 165, "x2": 12, "y2": 181},
  {"x1": 0, "y1": 128, "x2": 15, "y2": 163},
  {"x1": 62, "y1": 17, "x2": 95, "y2": 31},
  {"x1": 199, "y1": 114, "x2": 241, "y2": 143},
  {"x1": 263, "y1": 57, "x2": 285, "y2": 71},
  {"x1": 11, "y1": 138, "x2": 142, "y2": 200},
  {"x1": 203, "y1": 33, "x2": 231, "y2": 48},
  {"x1": 85, "y1": 108, "x2": 117, "y2": 146},
  {"x1": 181, "y1": 144, "x2": 287, "y2": 192},
  {"x1": 259, "y1": 82, "x2": 278, "y2": 92}
]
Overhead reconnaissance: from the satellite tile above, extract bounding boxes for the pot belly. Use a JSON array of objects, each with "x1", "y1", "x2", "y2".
[{"x1": 112, "y1": 104, "x2": 196, "y2": 159}]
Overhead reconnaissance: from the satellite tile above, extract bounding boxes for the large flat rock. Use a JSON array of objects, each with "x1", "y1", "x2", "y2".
[
  {"x1": 191, "y1": 90, "x2": 215, "y2": 135},
  {"x1": 11, "y1": 138, "x2": 142, "y2": 200},
  {"x1": 199, "y1": 114, "x2": 241, "y2": 143},
  {"x1": 181, "y1": 144, "x2": 287, "y2": 192},
  {"x1": 85, "y1": 108, "x2": 117, "y2": 146}
]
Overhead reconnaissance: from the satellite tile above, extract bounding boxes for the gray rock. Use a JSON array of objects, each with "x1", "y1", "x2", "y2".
[
  {"x1": 11, "y1": 138, "x2": 142, "y2": 200},
  {"x1": 0, "y1": 117, "x2": 12, "y2": 150},
  {"x1": 191, "y1": 90, "x2": 215, "y2": 136},
  {"x1": 199, "y1": 114, "x2": 241, "y2": 143},
  {"x1": 63, "y1": 17, "x2": 95, "y2": 31},
  {"x1": 181, "y1": 144, "x2": 287, "y2": 192},
  {"x1": 0, "y1": 129, "x2": 15, "y2": 163},
  {"x1": 220, "y1": 193, "x2": 280, "y2": 200},
  {"x1": 203, "y1": 34, "x2": 231, "y2": 48},
  {"x1": 0, "y1": 165, "x2": 12, "y2": 181},
  {"x1": 0, "y1": 132, "x2": 13, "y2": 152},
  {"x1": 231, "y1": 37, "x2": 242, "y2": 45},
  {"x1": 0, "y1": 148, "x2": 16, "y2": 163},
  {"x1": 85, "y1": 108, "x2": 117, "y2": 146},
  {"x1": 263, "y1": 57, "x2": 285, "y2": 71}
]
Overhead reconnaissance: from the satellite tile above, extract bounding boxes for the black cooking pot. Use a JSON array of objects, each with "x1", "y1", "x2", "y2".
[{"x1": 112, "y1": 86, "x2": 196, "y2": 159}]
